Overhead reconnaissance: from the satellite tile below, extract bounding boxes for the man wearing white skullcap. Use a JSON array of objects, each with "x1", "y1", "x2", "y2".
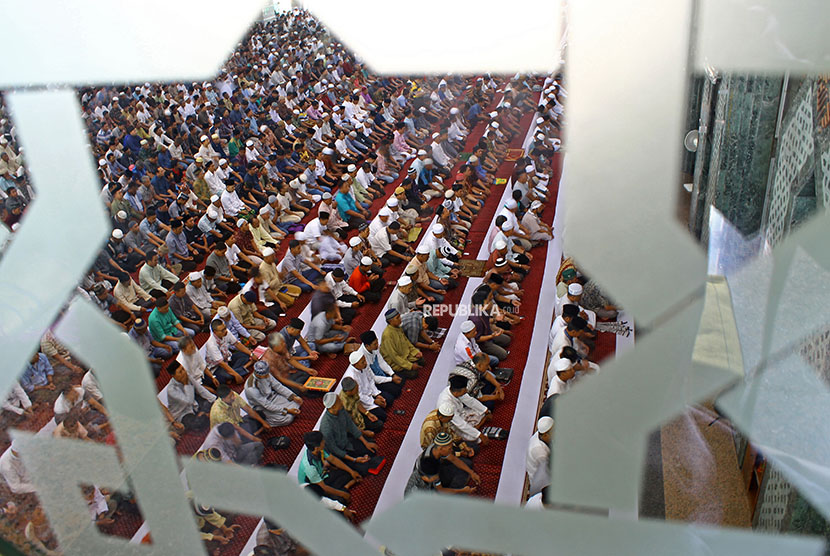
[
  {"x1": 521, "y1": 198, "x2": 553, "y2": 244},
  {"x1": 526, "y1": 415, "x2": 554, "y2": 496}
]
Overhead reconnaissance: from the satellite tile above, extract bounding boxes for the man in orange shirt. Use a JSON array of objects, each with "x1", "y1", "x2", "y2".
[{"x1": 348, "y1": 256, "x2": 384, "y2": 303}]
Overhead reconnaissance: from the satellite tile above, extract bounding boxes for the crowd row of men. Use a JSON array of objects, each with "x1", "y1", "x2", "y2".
[{"x1": 1, "y1": 8, "x2": 569, "y2": 554}]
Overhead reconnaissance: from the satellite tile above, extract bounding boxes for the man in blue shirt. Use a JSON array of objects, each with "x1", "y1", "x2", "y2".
[
  {"x1": 20, "y1": 352, "x2": 55, "y2": 394},
  {"x1": 334, "y1": 181, "x2": 368, "y2": 230}
]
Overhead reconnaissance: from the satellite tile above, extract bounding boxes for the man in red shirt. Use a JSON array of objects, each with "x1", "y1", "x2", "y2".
[{"x1": 349, "y1": 256, "x2": 384, "y2": 304}]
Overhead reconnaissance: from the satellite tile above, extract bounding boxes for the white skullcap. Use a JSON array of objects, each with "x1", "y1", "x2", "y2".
[
  {"x1": 531, "y1": 200, "x2": 543, "y2": 210},
  {"x1": 347, "y1": 164, "x2": 356, "y2": 172},
  {"x1": 424, "y1": 158, "x2": 434, "y2": 165},
  {"x1": 415, "y1": 244, "x2": 430, "y2": 255},
  {"x1": 98, "y1": 158, "x2": 107, "y2": 166},
  {"x1": 450, "y1": 107, "x2": 459, "y2": 115},
  {"x1": 444, "y1": 190, "x2": 454, "y2": 199},
  {"x1": 419, "y1": 107, "x2": 427, "y2": 113},
  {"x1": 538, "y1": 416, "x2": 554, "y2": 434},
  {"x1": 260, "y1": 125, "x2": 268, "y2": 132},
  {"x1": 431, "y1": 132, "x2": 440, "y2": 139},
  {"x1": 438, "y1": 402, "x2": 456, "y2": 417},
  {"x1": 210, "y1": 194, "x2": 220, "y2": 204},
  {"x1": 492, "y1": 122, "x2": 500, "y2": 129},
  {"x1": 433, "y1": 224, "x2": 444, "y2": 234},
  {"x1": 386, "y1": 197, "x2": 399, "y2": 207},
  {"x1": 293, "y1": 109, "x2": 300, "y2": 115},
  {"x1": 219, "y1": 158, "x2": 228, "y2": 165},
  {"x1": 469, "y1": 155, "x2": 478, "y2": 163},
  {"x1": 460, "y1": 320, "x2": 476, "y2": 333},
  {"x1": 332, "y1": 105, "x2": 340, "y2": 111},
  {"x1": 200, "y1": 135, "x2": 208, "y2": 141},
  {"x1": 262, "y1": 247, "x2": 275, "y2": 257},
  {"x1": 501, "y1": 221, "x2": 514, "y2": 231},
  {"x1": 489, "y1": 111, "x2": 499, "y2": 118},
  {"x1": 536, "y1": 133, "x2": 545, "y2": 140},
  {"x1": 211, "y1": 133, "x2": 219, "y2": 140},
  {"x1": 217, "y1": 306, "x2": 230, "y2": 318},
  {"x1": 299, "y1": 174, "x2": 308, "y2": 183},
  {"x1": 349, "y1": 131, "x2": 357, "y2": 138},
  {"x1": 554, "y1": 358, "x2": 572, "y2": 371},
  {"x1": 322, "y1": 392, "x2": 338, "y2": 408},
  {"x1": 494, "y1": 240, "x2": 508, "y2": 250},
  {"x1": 322, "y1": 147, "x2": 335, "y2": 155},
  {"x1": 398, "y1": 276, "x2": 412, "y2": 287},
  {"x1": 259, "y1": 207, "x2": 269, "y2": 215},
  {"x1": 188, "y1": 271, "x2": 202, "y2": 281},
  {"x1": 505, "y1": 199, "x2": 518, "y2": 209},
  {"x1": 379, "y1": 207, "x2": 392, "y2": 217},
  {"x1": 349, "y1": 236, "x2": 362, "y2": 247},
  {"x1": 116, "y1": 210, "x2": 127, "y2": 219},
  {"x1": 111, "y1": 229, "x2": 123, "y2": 239},
  {"x1": 417, "y1": 149, "x2": 427, "y2": 156},
  {"x1": 236, "y1": 218, "x2": 247, "y2": 227},
  {"x1": 525, "y1": 165, "x2": 535, "y2": 173},
  {"x1": 360, "y1": 256, "x2": 373, "y2": 266},
  {"x1": 341, "y1": 174, "x2": 350, "y2": 181},
  {"x1": 322, "y1": 192, "x2": 332, "y2": 200},
  {"x1": 348, "y1": 351, "x2": 365, "y2": 365},
  {"x1": 568, "y1": 283, "x2": 583, "y2": 296},
  {"x1": 536, "y1": 117, "x2": 544, "y2": 124},
  {"x1": 294, "y1": 231, "x2": 306, "y2": 241},
  {"x1": 504, "y1": 102, "x2": 512, "y2": 108},
  {"x1": 207, "y1": 207, "x2": 218, "y2": 218},
  {"x1": 246, "y1": 139, "x2": 254, "y2": 147}
]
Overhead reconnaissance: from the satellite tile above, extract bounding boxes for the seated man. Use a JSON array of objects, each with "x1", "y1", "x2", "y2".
[
  {"x1": 448, "y1": 352, "x2": 505, "y2": 410},
  {"x1": 20, "y1": 351, "x2": 55, "y2": 395},
  {"x1": 185, "y1": 271, "x2": 222, "y2": 318},
  {"x1": 203, "y1": 421, "x2": 264, "y2": 465},
  {"x1": 279, "y1": 239, "x2": 321, "y2": 294},
  {"x1": 379, "y1": 309, "x2": 424, "y2": 379},
  {"x1": 244, "y1": 361, "x2": 302, "y2": 427},
  {"x1": 306, "y1": 300, "x2": 353, "y2": 356},
  {"x1": 298, "y1": 431, "x2": 361, "y2": 509},
  {"x1": 325, "y1": 268, "x2": 363, "y2": 325},
  {"x1": 166, "y1": 360, "x2": 211, "y2": 431},
  {"x1": 342, "y1": 350, "x2": 390, "y2": 426},
  {"x1": 319, "y1": 391, "x2": 382, "y2": 476},
  {"x1": 175, "y1": 336, "x2": 218, "y2": 403},
  {"x1": 128, "y1": 317, "x2": 176, "y2": 377},
  {"x1": 436, "y1": 375, "x2": 491, "y2": 445},
  {"x1": 209, "y1": 384, "x2": 271, "y2": 435},
  {"x1": 204, "y1": 319, "x2": 250, "y2": 385},
  {"x1": 278, "y1": 318, "x2": 319, "y2": 362},
  {"x1": 262, "y1": 332, "x2": 316, "y2": 395},
  {"x1": 228, "y1": 290, "x2": 277, "y2": 344},
  {"x1": 348, "y1": 256, "x2": 384, "y2": 304},
  {"x1": 401, "y1": 311, "x2": 442, "y2": 353},
  {"x1": 148, "y1": 297, "x2": 194, "y2": 351},
  {"x1": 259, "y1": 246, "x2": 302, "y2": 310},
  {"x1": 138, "y1": 250, "x2": 179, "y2": 296},
  {"x1": 339, "y1": 376, "x2": 383, "y2": 435},
  {"x1": 405, "y1": 432, "x2": 479, "y2": 495},
  {"x1": 455, "y1": 320, "x2": 498, "y2": 368},
  {"x1": 420, "y1": 403, "x2": 475, "y2": 456},
  {"x1": 169, "y1": 282, "x2": 206, "y2": 334},
  {"x1": 360, "y1": 330, "x2": 404, "y2": 398}
]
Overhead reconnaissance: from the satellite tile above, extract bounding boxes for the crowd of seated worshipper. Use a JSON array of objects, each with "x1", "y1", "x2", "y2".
[{"x1": 1, "y1": 8, "x2": 569, "y2": 550}]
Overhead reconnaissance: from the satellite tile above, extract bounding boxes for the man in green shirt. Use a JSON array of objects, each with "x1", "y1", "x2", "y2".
[
  {"x1": 298, "y1": 430, "x2": 360, "y2": 512},
  {"x1": 379, "y1": 308, "x2": 424, "y2": 379},
  {"x1": 148, "y1": 297, "x2": 193, "y2": 344}
]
